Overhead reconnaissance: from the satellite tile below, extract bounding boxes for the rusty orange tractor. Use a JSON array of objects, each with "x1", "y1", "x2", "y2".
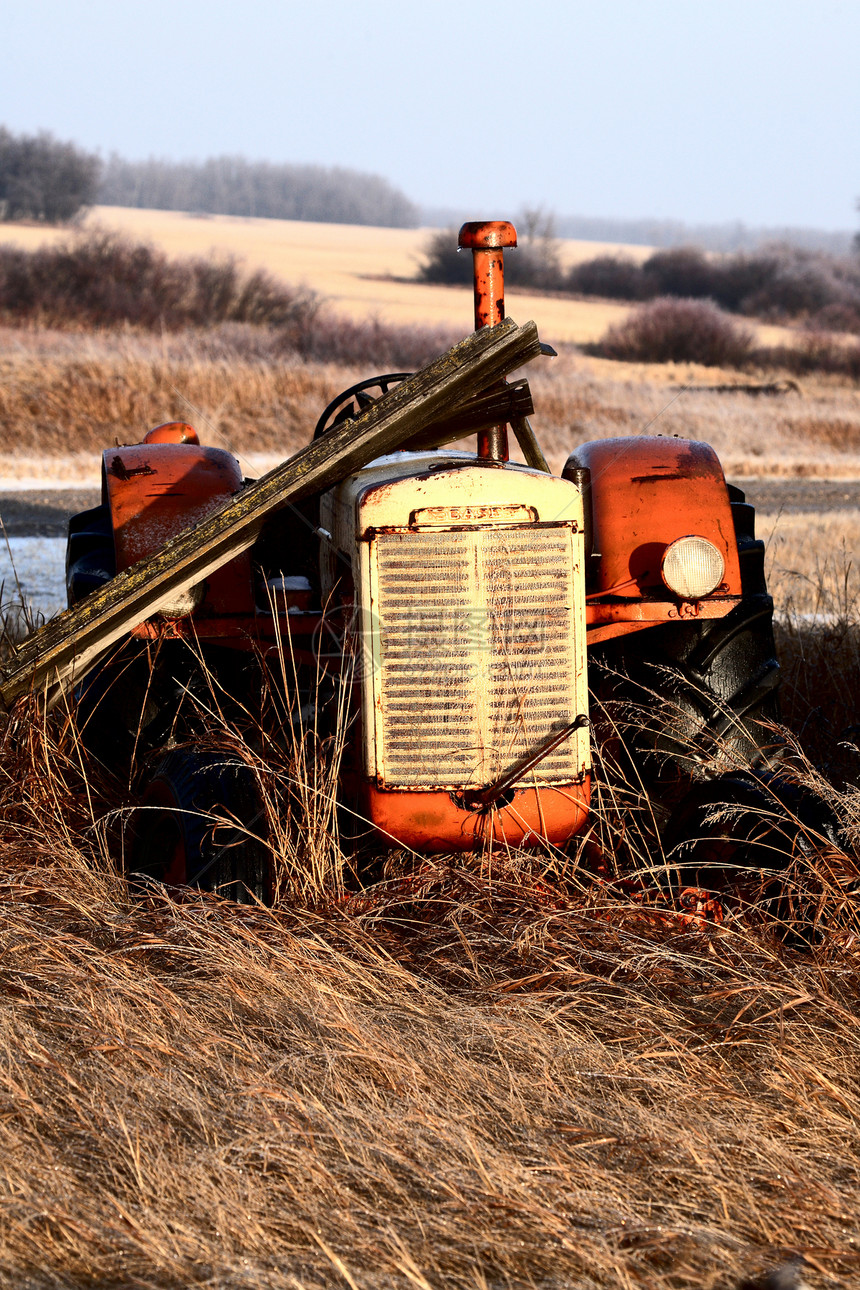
[{"x1": 65, "y1": 220, "x2": 792, "y2": 901}]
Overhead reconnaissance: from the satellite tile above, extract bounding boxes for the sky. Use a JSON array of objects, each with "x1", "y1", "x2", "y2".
[{"x1": 2, "y1": 0, "x2": 858, "y2": 231}]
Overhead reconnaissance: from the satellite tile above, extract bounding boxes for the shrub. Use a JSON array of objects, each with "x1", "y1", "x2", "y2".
[
  {"x1": 0, "y1": 127, "x2": 100, "y2": 223},
  {"x1": 565, "y1": 255, "x2": 647, "y2": 299},
  {"x1": 808, "y1": 302, "x2": 860, "y2": 334},
  {"x1": 640, "y1": 247, "x2": 717, "y2": 299},
  {"x1": 0, "y1": 230, "x2": 319, "y2": 331},
  {"x1": 0, "y1": 229, "x2": 460, "y2": 368},
  {"x1": 417, "y1": 228, "x2": 472, "y2": 285},
  {"x1": 755, "y1": 330, "x2": 860, "y2": 380},
  {"x1": 286, "y1": 313, "x2": 460, "y2": 369},
  {"x1": 596, "y1": 297, "x2": 755, "y2": 367},
  {"x1": 568, "y1": 243, "x2": 860, "y2": 325}
]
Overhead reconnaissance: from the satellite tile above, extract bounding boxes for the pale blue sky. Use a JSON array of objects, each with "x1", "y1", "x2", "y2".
[{"x1": 2, "y1": 0, "x2": 858, "y2": 229}]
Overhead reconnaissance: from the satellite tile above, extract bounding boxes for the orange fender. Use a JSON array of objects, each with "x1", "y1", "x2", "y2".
[
  {"x1": 104, "y1": 442, "x2": 255, "y2": 618},
  {"x1": 564, "y1": 437, "x2": 742, "y2": 599}
]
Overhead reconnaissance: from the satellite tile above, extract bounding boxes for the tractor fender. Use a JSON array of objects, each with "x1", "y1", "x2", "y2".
[
  {"x1": 103, "y1": 443, "x2": 255, "y2": 615},
  {"x1": 563, "y1": 437, "x2": 742, "y2": 598}
]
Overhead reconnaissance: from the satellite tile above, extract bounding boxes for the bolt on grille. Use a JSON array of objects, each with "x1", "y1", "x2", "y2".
[{"x1": 365, "y1": 524, "x2": 587, "y2": 790}]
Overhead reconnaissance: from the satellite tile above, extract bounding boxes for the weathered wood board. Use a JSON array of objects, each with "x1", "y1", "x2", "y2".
[{"x1": 0, "y1": 318, "x2": 544, "y2": 710}]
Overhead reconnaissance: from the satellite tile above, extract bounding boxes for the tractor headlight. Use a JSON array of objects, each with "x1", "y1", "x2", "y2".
[{"x1": 661, "y1": 536, "x2": 725, "y2": 600}]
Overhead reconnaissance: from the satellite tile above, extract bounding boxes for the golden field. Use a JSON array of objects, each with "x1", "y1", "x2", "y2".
[{"x1": 0, "y1": 205, "x2": 795, "y2": 348}]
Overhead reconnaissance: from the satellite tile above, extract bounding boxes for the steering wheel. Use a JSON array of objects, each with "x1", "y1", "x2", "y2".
[{"x1": 312, "y1": 373, "x2": 413, "y2": 441}]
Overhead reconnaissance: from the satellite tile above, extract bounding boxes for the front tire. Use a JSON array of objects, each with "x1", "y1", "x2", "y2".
[{"x1": 590, "y1": 488, "x2": 782, "y2": 807}]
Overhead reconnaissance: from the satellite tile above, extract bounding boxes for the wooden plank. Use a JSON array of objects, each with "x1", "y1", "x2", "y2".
[
  {"x1": 0, "y1": 317, "x2": 543, "y2": 710},
  {"x1": 511, "y1": 415, "x2": 551, "y2": 473},
  {"x1": 405, "y1": 378, "x2": 533, "y2": 452}
]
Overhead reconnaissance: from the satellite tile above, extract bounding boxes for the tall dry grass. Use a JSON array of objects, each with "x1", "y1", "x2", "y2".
[
  {"x1": 0, "y1": 543, "x2": 858, "y2": 1288},
  {"x1": 0, "y1": 679, "x2": 858, "y2": 1289},
  {"x1": 2, "y1": 328, "x2": 860, "y2": 477},
  {"x1": 0, "y1": 316, "x2": 859, "y2": 1286}
]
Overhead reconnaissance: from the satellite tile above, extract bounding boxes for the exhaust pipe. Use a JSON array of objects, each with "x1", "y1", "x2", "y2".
[{"x1": 458, "y1": 220, "x2": 517, "y2": 461}]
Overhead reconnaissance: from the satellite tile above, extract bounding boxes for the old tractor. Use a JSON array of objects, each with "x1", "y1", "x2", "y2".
[{"x1": 55, "y1": 220, "x2": 786, "y2": 900}]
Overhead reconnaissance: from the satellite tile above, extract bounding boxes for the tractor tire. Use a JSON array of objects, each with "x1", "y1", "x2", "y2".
[
  {"x1": 130, "y1": 748, "x2": 270, "y2": 903},
  {"x1": 589, "y1": 489, "x2": 782, "y2": 809},
  {"x1": 663, "y1": 772, "x2": 845, "y2": 944},
  {"x1": 66, "y1": 504, "x2": 115, "y2": 605}
]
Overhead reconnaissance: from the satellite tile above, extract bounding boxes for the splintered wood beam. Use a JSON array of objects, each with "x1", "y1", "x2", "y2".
[
  {"x1": 0, "y1": 317, "x2": 544, "y2": 711},
  {"x1": 405, "y1": 378, "x2": 534, "y2": 451}
]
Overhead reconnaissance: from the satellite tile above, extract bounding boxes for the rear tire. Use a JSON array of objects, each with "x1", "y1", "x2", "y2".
[
  {"x1": 66, "y1": 504, "x2": 115, "y2": 605},
  {"x1": 130, "y1": 749, "x2": 270, "y2": 903}
]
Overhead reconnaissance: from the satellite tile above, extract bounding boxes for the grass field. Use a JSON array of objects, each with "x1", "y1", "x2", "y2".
[
  {"x1": 0, "y1": 214, "x2": 858, "y2": 1289},
  {"x1": 0, "y1": 206, "x2": 796, "y2": 348}
]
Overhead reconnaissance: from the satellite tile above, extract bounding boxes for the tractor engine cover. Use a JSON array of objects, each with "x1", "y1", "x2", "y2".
[{"x1": 321, "y1": 452, "x2": 591, "y2": 850}]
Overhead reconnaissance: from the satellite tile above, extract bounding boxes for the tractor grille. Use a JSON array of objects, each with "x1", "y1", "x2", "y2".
[{"x1": 366, "y1": 524, "x2": 585, "y2": 790}]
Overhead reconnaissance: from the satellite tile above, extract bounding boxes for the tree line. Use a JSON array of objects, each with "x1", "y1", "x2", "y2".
[
  {"x1": 0, "y1": 127, "x2": 418, "y2": 228},
  {"x1": 0, "y1": 127, "x2": 100, "y2": 223}
]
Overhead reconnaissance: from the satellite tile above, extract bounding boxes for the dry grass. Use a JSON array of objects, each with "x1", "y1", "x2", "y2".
[
  {"x1": 0, "y1": 690, "x2": 858, "y2": 1289},
  {"x1": 764, "y1": 524, "x2": 860, "y2": 783},
  {"x1": 527, "y1": 352, "x2": 860, "y2": 477},
  {"x1": 2, "y1": 329, "x2": 860, "y2": 479},
  {"x1": 0, "y1": 556, "x2": 857, "y2": 1290},
  {"x1": 763, "y1": 513, "x2": 860, "y2": 617},
  {"x1": 0, "y1": 328, "x2": 347, "y2": 459}
]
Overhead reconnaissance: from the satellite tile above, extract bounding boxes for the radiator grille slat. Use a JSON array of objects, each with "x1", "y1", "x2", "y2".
[{"x1": 368, "y1": 525, "x2": 584, "y2": 790}]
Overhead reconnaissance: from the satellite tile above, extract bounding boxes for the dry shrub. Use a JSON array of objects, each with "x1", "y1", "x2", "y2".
[
  {"x1": 592, "y1": 303, "x2": 860, "y2": 380},
  {"x1": 810, "y1": 301, "x2": 860, "y2": 334},
  {"x1": 755, "y1": 330, "x2": 860, "y2": 381},
  {"x1": 0, "y1": 232, "x2": 462, "y2": 378},
  {"x1": 596, "y1": 297, "x2": 756, "y2": 367},
  {"x1": 0, "y1": 230, "x2": 320, "y2": 332},
  {"x1": 567, "y1": 243, "x2": 860, "y2": 327},
  {"x1": 566, "y1": 253, "x2": 649, "y2": 300},
  {"x1": 290, "y1": 312, "x2": 460, "y2": 369},
  {"x1": 417, "y1": 212, "x2": 562, "y2": 291}
]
